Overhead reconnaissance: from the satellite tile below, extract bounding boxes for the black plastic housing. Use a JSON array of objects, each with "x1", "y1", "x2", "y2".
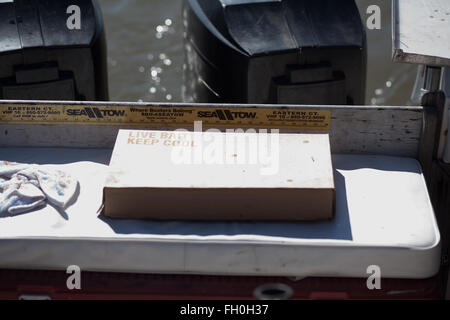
[
  {"x1": 0, "y1": 0, "x2": 108, "y2": 101},
  {"x1": 183, "y1": 0, "x2": 366, "y2": 105}
]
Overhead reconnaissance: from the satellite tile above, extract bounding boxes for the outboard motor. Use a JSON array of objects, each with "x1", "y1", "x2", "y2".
[
  {"x1": 0, "y1": 0, "x2": 108, "y2": 101},
  {"x1": 183, "y1": 0, "x2": 366, "y2": 105}
]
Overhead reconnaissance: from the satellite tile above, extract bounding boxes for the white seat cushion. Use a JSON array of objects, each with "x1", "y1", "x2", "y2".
[{"x1": 0, "y1": 148, "x2": 441, "y2": 279}]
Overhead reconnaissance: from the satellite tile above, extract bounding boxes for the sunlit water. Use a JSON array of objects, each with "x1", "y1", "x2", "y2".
[{"x1": 98, "y1": 0, "x2": 418, "y2": 106}]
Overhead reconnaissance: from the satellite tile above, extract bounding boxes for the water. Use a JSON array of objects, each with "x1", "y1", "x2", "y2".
[
  {"x1": 99, "y1": 0, "x2": 183, "y2": 103},
  {"x1": 98, "y1": 0, "x2": 418, "y2": 106}
]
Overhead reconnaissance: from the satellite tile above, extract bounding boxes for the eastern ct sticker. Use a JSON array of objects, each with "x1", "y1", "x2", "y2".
[{"x1": 0, "y1": 104, "x2": 331, "y2": 130}]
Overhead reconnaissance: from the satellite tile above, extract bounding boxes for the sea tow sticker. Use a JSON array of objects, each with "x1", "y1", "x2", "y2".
[
  {"x1": 0, "y1": 104, "x2": 331, "y2": 130},
  {"x1": 194, "y1": 108, "x2": 330, "y2": 129}
]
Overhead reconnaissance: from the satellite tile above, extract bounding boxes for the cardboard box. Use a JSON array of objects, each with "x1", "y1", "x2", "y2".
[{"x1": 102, "y1": 129, "x2": 335, "y2": 221}]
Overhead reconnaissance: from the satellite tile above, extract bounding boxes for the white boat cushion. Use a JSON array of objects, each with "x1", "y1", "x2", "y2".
[{"x1": 0, "y1": 148, "x2": 441, "y2": 279}]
